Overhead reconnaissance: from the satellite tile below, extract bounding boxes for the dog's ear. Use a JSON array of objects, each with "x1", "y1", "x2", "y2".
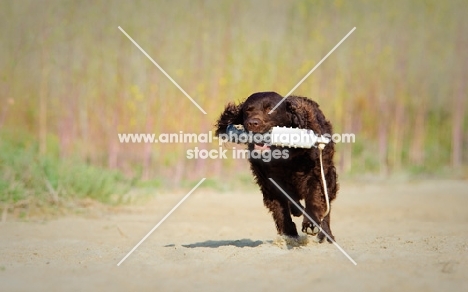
[
  {"x1": 215, "y1": 102, "x2": 244, "y2": 136},
  {"x1": 286, "y1": 97, "x2": 327, "y2": 135},
  {"x1": 286, "y1": 98, "x2": 308, "y2": 129}
]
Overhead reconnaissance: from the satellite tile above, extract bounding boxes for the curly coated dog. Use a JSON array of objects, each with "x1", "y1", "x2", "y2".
[{"x1": 215, "y1": 91, "x2": 338, "y2": 242}]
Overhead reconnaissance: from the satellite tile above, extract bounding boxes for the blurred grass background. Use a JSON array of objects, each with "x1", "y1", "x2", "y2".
[{"x1": 0, "y1": 0, "x2": 467, "y2": 208}]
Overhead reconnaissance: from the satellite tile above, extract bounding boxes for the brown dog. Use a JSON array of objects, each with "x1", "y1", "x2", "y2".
[{"x1": 215, "y1": 92, "x2": 338, "y2": 242}]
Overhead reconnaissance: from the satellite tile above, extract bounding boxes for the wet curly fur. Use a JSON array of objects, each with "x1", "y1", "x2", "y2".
[{"x1": 215, "y1": 92, "x2": 338, "y2": 243}]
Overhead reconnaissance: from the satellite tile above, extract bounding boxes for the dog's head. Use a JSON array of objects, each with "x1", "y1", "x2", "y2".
[
  {"x1": 215, "y1": 91, "x2": 331, "y2": 158},
  {"x1": 241, "y1": 92, "x2": 291, "y2": 133},
  {"x1": 215, "y1": 91, "x2": 304, "y2": 136},
  {"x1": 215, "y1": 91, "x2": 314, "y2": 152}
]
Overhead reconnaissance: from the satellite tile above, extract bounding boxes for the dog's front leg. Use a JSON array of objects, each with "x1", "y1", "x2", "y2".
[{"x1": 263, "y1": 196, "x2": 298, "y2": 237}]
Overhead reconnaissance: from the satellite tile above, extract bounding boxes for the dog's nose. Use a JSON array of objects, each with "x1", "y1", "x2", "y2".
[{"x1": 247, "y1": 118, "x2": 261, "y2": 129}]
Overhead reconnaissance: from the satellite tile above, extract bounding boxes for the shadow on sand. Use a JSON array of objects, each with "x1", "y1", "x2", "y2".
[{"x1": 165, "y1": 239, "x2": 265, "y2": 248}]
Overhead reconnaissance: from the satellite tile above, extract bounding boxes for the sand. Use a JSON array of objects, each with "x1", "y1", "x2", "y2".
[{"x1": 1, "y1": 180, "x2": 467, "y2": 291}]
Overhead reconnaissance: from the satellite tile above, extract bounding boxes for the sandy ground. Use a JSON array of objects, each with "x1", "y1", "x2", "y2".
[{"x1": 1, "y1": 180, "x2": 468, "y2": 292}]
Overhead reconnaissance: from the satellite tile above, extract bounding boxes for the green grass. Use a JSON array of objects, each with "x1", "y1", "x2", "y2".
[{"x1": 0, "y1": 130, "x2": 133, "y2": 206}]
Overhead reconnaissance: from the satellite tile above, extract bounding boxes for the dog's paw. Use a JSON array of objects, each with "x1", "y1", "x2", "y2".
[
  {"x1": 317, "y1": 231, "x2": 334, "y2": 243},
  {"x1": 301, "y1": 222, "x2": 320, "y2": 236},
  {"x1": 317, "y1": 219, "x2": 334, "y2": 243}
]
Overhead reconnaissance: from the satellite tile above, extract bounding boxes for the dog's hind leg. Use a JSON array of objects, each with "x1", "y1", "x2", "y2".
[{"x1": 301, "y1": 179, "x2": 324, "y2": 237}]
